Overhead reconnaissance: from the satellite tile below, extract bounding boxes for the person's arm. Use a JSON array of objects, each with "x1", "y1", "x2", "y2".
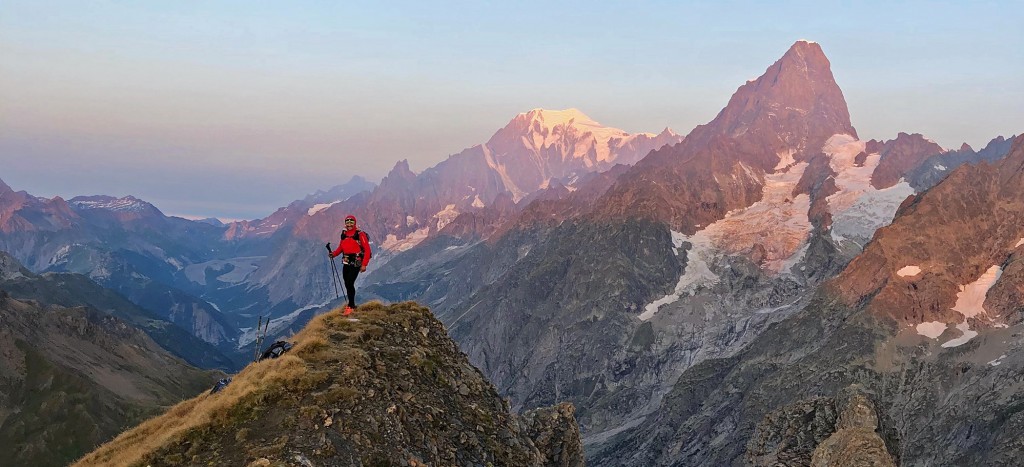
[
  {"x1": 360, "y1": 231, "x2": 372, "y2": 268},
  {"x1": 330, "y1": 240, "x2": 344, "y2": 258}
]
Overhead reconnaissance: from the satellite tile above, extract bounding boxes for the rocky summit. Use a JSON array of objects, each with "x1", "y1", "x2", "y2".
[{"x1": 76, "y1": 302, "x2": 584, "y2": 467}]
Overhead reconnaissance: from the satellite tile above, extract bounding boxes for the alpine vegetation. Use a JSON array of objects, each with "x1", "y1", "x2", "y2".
[{"x1": 75, "y1": 302, "x2": 584, "y2": 466}]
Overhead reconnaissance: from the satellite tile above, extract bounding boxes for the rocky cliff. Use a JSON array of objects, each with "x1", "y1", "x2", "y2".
[{"x1": 76, "y1": 302, "x2": 584, "y2": 467}]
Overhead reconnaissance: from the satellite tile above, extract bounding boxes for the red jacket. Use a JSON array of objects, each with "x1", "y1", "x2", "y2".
[{"x1": 331, "y1": 217, "x2": 372, "y2": 267}]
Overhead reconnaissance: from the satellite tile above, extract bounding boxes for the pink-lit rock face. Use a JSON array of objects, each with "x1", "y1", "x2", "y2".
[
  {"x1": 680, "y1": 40, "x2": 858, "y2": 166},
  {"x1": 596, "y1": 41, "x2": 857, "y2": 237},
  {"x1": 833, "y1": 136, "x2": 1024, "y2": 327},
  {"x1": 484, "y1": 109, "x2": 682, "y2": 200},
  {"x1": 869, "y1": 132, "x2": 945, "y2": 190}
]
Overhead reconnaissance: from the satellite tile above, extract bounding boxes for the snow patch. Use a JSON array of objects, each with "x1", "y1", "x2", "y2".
[
  {"x1": 774, "y1": 149, "x2": 796, "y2": 171},
  {"x1": 435, "y1": 204, "x2": 460, "y2": 231},
  {"x1": 941, "y1": 322, "x2": 979, "y2": 348},
  {"x1": 482, "y1": 145, "x2": 527, "y2": 202},
  {"x1": 670, "y1": 230, "x2": 687, "y2": 251},
  {"x1": 381, "y1": 227, "x2": 430, "y2": 252},
  {"x1": 989, "y1": 355, "x2": 1007, "y2": 366},
  {"x1": 1015, "y1": 238, "x2": 1024, "y2": 248},
  {"x1": 897, "y1": 266, "x2": 922, "y2": 277},
  {"x1": 699, "y1": 161, "x2": 813, "y2": 272},
  {"x1": 755, "y1": 302, "x2": 797, "y2": 314},
  {"x1": 952, "y1": 265, "x2": 1003, "y2": 319},
  {"x1": 825, "y1": 134, "x2": 915, "y2": 245},
  {"x1": 916, "y1": 321, "x2": 947, "y2": 339},
  {"x1": 936, "y1": 265, "x2": 1004, "y2": 348},
  {"x1": 406, "y1": 215, "x2": 416, "y2": 225},
  {"x1": 778, "y1": 242, "x2": 810, "y2": 275},
  {"x1": 936, "y1": 164, "x2": 948, "y2": 171},
  {"x1": 70, "y1": 196, "x2": 150, "y2": 213},
  {"x1": 49, "y1": 244, "x2": 74, "y2": 265},
  {"x1": 472, "y1": 195, "x2": 485, "y2": 208},
  {"x1": 307, "y1": 202, "x2": 338, "y2": 216},
  {"x1": 639, "y1": 231, "x2": 719, "y2": 321},
  {"x1": 166, "y1": 257, "x2": 184, "y2": 270}
]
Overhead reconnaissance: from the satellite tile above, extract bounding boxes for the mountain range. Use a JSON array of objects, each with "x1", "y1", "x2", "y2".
[
  {"x1": 0, "y1": 253, "x2": 218, "y2": 467},
  {"x1": 364, "y1": 41, "x2": 1016, "y2": 449},
  {"x1": 2, "y1": 39, "x2": 1021, "y2": 465}
]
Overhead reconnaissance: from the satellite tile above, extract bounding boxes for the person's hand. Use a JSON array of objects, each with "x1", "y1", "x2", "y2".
[
  {"x1": 360, "y1": 265, "x2": 367, "y2": 273},
  {"x1": 328, "y1": 253, "x2": 335, "y2": 258}
]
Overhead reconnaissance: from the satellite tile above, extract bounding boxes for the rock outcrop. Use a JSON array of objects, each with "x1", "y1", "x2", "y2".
[
  {"x1": 868, "y1": 132, "x2": 944, "y2": 189},
  {"x1": 746, "y1": 388, "x2": 897, "y2": 467},
  {"x1": 810, "y1": 393, "x2": 896, "y2": 467},
  {"x1": 76, "y1": 302, "x2": 584, "y2": 467}
]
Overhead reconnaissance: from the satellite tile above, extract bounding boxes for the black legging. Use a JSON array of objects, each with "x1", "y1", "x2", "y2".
[{"x1": 342, "y1": 263, "x2": 360, "y2": 308}]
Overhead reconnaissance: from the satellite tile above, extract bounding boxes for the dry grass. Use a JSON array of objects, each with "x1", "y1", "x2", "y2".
[
  {"x1": 70, "y1": 300, "x2": 573, "y2": 467},
  {"x1": 72, "y1": 305, "x2": 369, "y2": 467}
]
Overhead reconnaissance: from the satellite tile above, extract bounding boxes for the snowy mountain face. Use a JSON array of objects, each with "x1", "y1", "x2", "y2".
[
  {"x1": 594, "y1": 135, "x2": 1024, "y2": 467},
  {"x1": 212, "y1": 109, "x2": 683, "y2": 336},
  {"x1": 484, "y1": 108, "x2": 682, "y2": 200},
  {"x1": 69, "y1": 195, "x2": 157, "y2": 214},
  {"x1": 356, "y1": 41, "x2": 1022, "y2": 463},
  {"x1": 223, "y1": 176, "x2": 376, "y2": 241},
  {"x1": 361, "y1": 41, "x2": 872, "y2": 440}
]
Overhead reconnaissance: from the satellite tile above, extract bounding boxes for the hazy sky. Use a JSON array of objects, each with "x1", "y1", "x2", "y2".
[{"x1": 2, "y1": 1, "x2": 1021, "y2": 220}]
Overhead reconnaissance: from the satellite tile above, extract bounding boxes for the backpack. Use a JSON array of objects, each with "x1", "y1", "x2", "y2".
[
  {"x1": 340, "y1": 229, "x2": 368, "y2": 257},
  {"x1": 259, "y1": 341, "x2": 294, "y2": 361},
  {"x1": 209, "y1": 377, "x2": 232, "y2": 394}
]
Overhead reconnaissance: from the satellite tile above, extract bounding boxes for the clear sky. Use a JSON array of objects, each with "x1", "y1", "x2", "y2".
[{"x1": 2, "y1": 1, "x2": 1021, "y2": 220}]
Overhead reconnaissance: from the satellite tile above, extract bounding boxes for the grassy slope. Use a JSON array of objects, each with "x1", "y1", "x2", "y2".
[{"x1": 77, "y1": 302, "x2": 568, "y2": 467}]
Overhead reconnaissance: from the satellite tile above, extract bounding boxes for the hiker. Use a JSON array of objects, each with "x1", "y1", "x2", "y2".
[{"x1": 329, "y1": 215, "x2": 372, "y2": 315}]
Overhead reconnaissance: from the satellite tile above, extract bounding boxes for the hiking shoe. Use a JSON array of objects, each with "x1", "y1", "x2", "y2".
[{"x1": 343, "y1": 306, "x2": 354, "y2": 316}]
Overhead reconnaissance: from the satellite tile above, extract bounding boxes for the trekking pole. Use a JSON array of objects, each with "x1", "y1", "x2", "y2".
[
  {"x1": 253, "y1": 315, "x2": 271, "y2": 363},
  {"x1": 331, "y1": 257, "x2": 342, "y2": 294},
  {"x1": 256, "y1": 317, "x2": 271, "y2": 361},
  {"x1": 252, "y1": 315, "x2": 263, "y2": 363},
  {"x1": 326, "y1": 243, "x2": 340, "y2": 300}
]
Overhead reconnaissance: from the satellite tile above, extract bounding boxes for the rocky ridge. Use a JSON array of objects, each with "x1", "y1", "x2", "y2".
[{"x1": 76, "y1": 302, "x2": 584, "y2": 467}]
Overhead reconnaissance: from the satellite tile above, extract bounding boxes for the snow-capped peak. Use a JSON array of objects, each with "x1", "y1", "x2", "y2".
[
  {"x1": 520, "y1": 108, "x2": 600, "y2": 129},
  {"x1": 70, "y1": 195, "x2": 154, "y2": 213}
]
